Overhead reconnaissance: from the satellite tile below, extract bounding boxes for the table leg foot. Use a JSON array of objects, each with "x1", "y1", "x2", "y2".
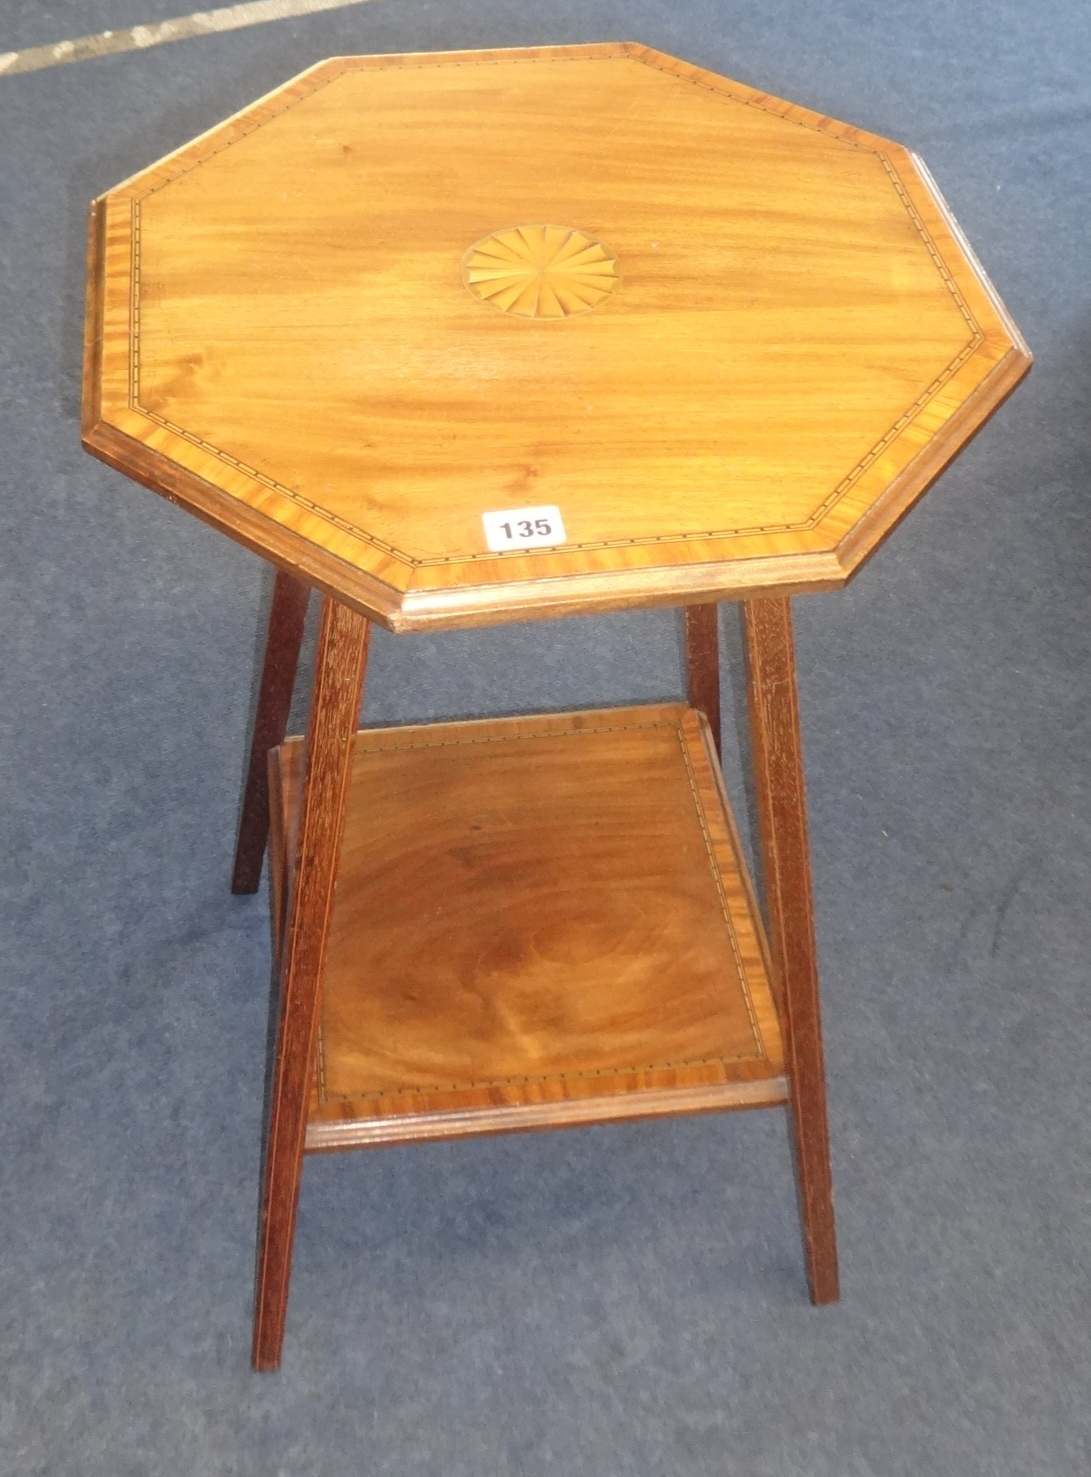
[
  {"x1": 743, "y1": 595, "x2": 839, "y2": 1305},
  {"x1": 251, "y1": 597, "x2": 370, "y2": 1370},
  {"x1": 231, "y1": 571, "x2": 310, "y2": 895}
]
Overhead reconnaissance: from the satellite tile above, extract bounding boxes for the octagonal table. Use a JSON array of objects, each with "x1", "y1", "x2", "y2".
[{"x1": 82, "y1": 42, "x2": 1031, "y2": 1370}]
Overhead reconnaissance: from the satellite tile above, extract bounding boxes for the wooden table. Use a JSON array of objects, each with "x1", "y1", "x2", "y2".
[{"x1": 82, "y1": 43, "x2": 1031, "y2": 1371}]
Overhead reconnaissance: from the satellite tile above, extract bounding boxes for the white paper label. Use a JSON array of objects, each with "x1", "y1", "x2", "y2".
[{"x1": 482, "y1": 505, "x2": 567, "y2": 553}]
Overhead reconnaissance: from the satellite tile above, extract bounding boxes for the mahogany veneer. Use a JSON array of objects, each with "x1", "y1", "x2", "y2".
[
  {"x1": 267, "y1": 704, "x2": 787, "y2": 1150},
  {"x1": 80, "y1": 41, "x2": 1031, "y2": 1370}
]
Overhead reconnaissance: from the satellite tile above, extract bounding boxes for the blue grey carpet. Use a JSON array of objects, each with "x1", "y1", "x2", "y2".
[{"x1": 2, "y1": 2, "x2": 1090, "y2": 1473}]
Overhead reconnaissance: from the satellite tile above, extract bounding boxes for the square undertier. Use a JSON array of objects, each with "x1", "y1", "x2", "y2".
[{"x1": 268, "y1": 703, "x2": 787, "y2": 1151}]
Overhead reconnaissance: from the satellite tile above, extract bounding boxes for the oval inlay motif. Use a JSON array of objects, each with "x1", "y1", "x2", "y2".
[{"x1": 461, "y1": 225, "x2": 619, "y2": 319}]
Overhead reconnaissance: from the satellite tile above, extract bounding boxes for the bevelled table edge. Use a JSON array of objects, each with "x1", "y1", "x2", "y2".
[
  {"x1": 82, "y1": 415, "x2": 412, "y2": 623},
  {"x1": 832, "y1": 154, "x2": 1032, "y2": 579},
  {"x1": 303, "y1": 1077, "x2": 790, "y2": 1152},
  {"x1": 80, "y1": 407, "x2": 856, "y2": 626},
  {"x1": 834, "y1": 339, "x2": 1031, "y2": 582}
]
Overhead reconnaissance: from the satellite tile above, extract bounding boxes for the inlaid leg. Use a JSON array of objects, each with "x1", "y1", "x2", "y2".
[
  {"x1": 252, "y1": 596, "x2": 370, "y2": 1371},
  {"x1": 742, "y1": 595, "x2": 839, "y2": 1305},
  {"x1": 684, "y1": 603, "x2": 722, "y2": 755},
  {"x1": 231, "y1": 571, "x2": 311, "y2": 895}
]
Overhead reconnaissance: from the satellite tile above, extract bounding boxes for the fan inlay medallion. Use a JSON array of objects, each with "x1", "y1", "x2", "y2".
[{"x1": 461, "y1": 225, "x2": 620, "y2": 319}]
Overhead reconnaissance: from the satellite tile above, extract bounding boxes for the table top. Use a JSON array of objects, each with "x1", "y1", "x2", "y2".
[{"x1": 82, "y1": 43, "x2": 1031, "y2": 631}]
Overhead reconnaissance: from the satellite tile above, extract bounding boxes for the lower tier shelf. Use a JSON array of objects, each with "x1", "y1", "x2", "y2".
[{"x1": 268, "y1": 702, "x2": 787, "y2": 1152}]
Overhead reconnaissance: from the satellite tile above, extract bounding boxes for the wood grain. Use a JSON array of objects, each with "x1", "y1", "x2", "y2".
[
  {"x1": 742, "y1": 595, "x2": 839, "y2": 1305},
  {"x1": 82, "y1": 43, "x2": 1030, "y2": 631},
  {"x1": 684, "y1": 604, "x2": 721, "y2": 756},
  {"x1": 252, "y1": 596, "x2": 369, "y2": 1372},
  {"x1": 267, "y1": 703, "x2": 786, "y2": 1150},
  {"x1": 231, "y1": 570, "x2": 310, "y2": 894}
]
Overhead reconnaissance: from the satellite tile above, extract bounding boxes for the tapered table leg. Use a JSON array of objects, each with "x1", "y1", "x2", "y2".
[
  {"x1": 232, "y1": 571, "x2": 311, "y2": 895},
  {"x1": 252, "y1": 596, "x2": 370, "y2": 1371},
  {"x1": 742, "y1": 595, "x2": 839, "y2": 1305},
  {"x1": 684, "y1": 603, "x2": 721, "y2": 756}
]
